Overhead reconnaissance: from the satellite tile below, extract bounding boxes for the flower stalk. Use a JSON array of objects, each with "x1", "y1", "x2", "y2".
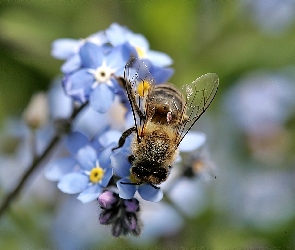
[{"x1": 0, "y1": 102, "x2": 88, "y2": 219}]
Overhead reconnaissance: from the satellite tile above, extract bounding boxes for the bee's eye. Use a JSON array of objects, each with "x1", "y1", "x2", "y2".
[
  {"x1": 132, "y1": 166, "x2": 168, "y2": 185},
  {"x1": 153, "y1": 168, "x2": 168, "y2": 182},
  {"x1": 132, "y1": 166, "x2": 146, "y2": 177}
]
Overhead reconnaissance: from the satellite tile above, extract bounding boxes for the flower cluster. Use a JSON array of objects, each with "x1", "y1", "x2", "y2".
[
  {"x1": 52, "y1": 23, "x2": 174, "y2": 113},
  {"x1": 43, "y1": 23, "x2": 211, "y2": 237},
  {"x1": 98, "y1": 190, "x2": 141, "y2": 237}
]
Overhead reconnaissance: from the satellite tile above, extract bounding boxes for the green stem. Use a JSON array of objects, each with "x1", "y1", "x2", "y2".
[{"x1": 0, "y1": 102, "x2": 88, "y2": 219}]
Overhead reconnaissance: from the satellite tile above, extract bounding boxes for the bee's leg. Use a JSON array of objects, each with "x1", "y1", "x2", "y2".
[
  {"x1": 112, "y1": 126, "x2": 136, "y2": 151},
  {"x1": 117, "y1": 77, "x2": 145, "y2": 120}
]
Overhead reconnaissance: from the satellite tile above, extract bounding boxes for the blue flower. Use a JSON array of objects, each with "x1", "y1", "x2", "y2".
[
  {"x1": 56, "y1": 145, "x2": 113, "y2": 203},
  {"x1": 51, "y1": 31, "x2": 108, "y2": 73},
  {"x1": 105, "y1": 23, "x2": 173, "y2": 67},
  {"x1": 45, "y1": 131, "x2": 118, "y2": 204},
  {"x1": 48, "y1": 78, "x2": 73, "y2": 120},
  {"x1": 110, "y1": 136, "x2": 163, "y2": 202},
  {"x1": 45, "y1": 127, "x2": 122, "y2": 203},
  {"x1": 141, "y1": 59, "x2": 174, "y2": 84},
  {"x1": 243, "y1": 0, "x2": 295, "y2": 35},
  {"x1": 63, "y1": 42, "x2": 134, "y2": 113},
  {"x1": 44, "y1": 131, "x2": 90, "y2": 182},
  {"x1": 51, "y1": 38, "x2": 81, "y2": 60}
]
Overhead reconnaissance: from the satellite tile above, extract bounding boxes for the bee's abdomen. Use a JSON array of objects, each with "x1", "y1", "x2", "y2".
[
  {"x1": 147, "y1": 83, "x2": 185, "y2": 126},
  {"x1": 152, "y1": 84, "x2": 184, "y2": 109},
  {"x1": 132, "y1": 126, "x2": 177, "y2": 167}
]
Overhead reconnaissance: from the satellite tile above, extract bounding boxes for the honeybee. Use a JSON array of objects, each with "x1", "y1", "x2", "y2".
[{"x1": 114, "y1": 57, "x2": 218, "y2": 188}]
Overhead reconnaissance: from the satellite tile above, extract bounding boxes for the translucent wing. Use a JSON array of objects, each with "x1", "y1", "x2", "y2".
[
  {"x1": 124, "y1": 57, "x2": 155, "y2": 140},
  {"x1": 176, "y1": 73, "x2": 219, "y2": 146}
]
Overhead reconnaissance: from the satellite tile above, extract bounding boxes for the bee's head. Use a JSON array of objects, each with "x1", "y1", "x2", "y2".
[{"x1": 131, "y1": 165, "x2": 169, "y2": 186}]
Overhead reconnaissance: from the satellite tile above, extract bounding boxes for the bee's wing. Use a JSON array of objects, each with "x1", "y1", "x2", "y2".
[
  {"x1": 176, "y1": 73, "x2": 219, "y2": 146},
  {"x1": 124, "y1": 57, "x2": 155, "y2": 140}
]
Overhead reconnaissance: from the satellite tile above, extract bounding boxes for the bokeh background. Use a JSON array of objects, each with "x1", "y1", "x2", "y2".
[{"x1": 1, "y1": 0, "x2": 295, "y2": 249}]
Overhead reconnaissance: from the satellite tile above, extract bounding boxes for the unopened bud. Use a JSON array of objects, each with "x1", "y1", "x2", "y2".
[
  {"x1": 112, "y1": 219, "x2": 123, "y2": 237},
  {"x1": 99, "y1": 210, "x2": 115, "y2": 225},
  {"x1": 123, "y1": 198, "x2": 139, "y2": 213},
  {"x1": 23, "y1": 92, "x2": 48, "y2": 129},
  {"x1": 98, "y1": 190, "x2": 119, "y2": 209},
  {"x1": 124, "y1": 213, "x2": 138, "y2": 230}
]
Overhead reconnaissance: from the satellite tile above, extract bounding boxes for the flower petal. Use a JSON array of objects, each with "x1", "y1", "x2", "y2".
[
  {"x1": 117, "y1": 177, "x2": 136, "y2": 199},
  {"x1": 65, "y1": 131, "x2": 89, "y2": 155},
  {"x1": 88, "y1": 30, "x2": 108, "y2": 45},
  {"x1": 80, "y1": 42, "x2": 103, "y2": 69},
  {"x1": 178, "y1": 132, "x2": 206, "y2": 152},
  {"x1": 138, "y1": 184, "x2": 163, "y2": 202},
  {"x1": 77, "y1": 184, "x2": 102, "y2": 203},
  {"x1": 90, "y1": 84, "x2": 114, "y2": 113},
  {"x1": 152, "y1": 67, "x2": 174, "y2": 85},
  {"x1": 48, "y1": 79, "x2": 73, "y2": 119},
  {"x1": 57, "y1": 172, "x2": 89, "y2": 194},
  {"x1": 105, "y1": 23, "x2": 129, "y2": 46},
  {"x1": 111, "y1": 152, "x2": 131, "y2": 177},
  {"x1": 106, "y1": 43, "x2": 135, "y2": 70},
  {"x1": 98, "y1": 143, "x2": 116, "y2": 169},
  {"x1": 61, "y1": 54, "x2": 81, "y2": 74},
  {"x1": 126, "y1": 32, "x2": 149, "y2": 50},
  {"x1": 98, "y1": 130, "x2": 122, "y2": 148},
  {"x1": 51, "y1": 38, "x2": 79, "y2": 59},
  {"x1": 101, "y1": 167, "x2": 113, "y2": 187},
  {"x1": 63, "y1": 69, "x2": 94, "y2": 102},
  {"x1": 146, "y1": 50, "x2": 173, "y2": 67},
  {"x1": 167, "y1": 178, "x2": 206, "y2": 216},
  {"x1": 45, "y1": 157, "x2": 77, "y2": 181},
  {"x1": 76, "y1": 145, "x2": 97, "y2": 171},
  {"x1": 73, "y1": 107, "x2": 109, "y2": 138}
]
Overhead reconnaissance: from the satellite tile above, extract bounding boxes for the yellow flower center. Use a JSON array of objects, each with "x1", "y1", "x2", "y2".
[
  {"x1": 89, "y1": 167, "x2": 104, "y2": 183},
  {"x1": 137, "y1": 80, "x2": 151, "y2": 97},
  {"x1": 135, "y1": 46, "x2": 146, "y2": 58}
]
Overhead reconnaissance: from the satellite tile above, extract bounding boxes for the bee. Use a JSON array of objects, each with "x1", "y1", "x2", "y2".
[{"x1": 114, "y1": 57, "x2": 219, "y2": 188}]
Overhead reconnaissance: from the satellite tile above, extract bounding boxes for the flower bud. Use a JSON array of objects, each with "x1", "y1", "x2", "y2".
[
  {"x1": 23, "y1": 92, "x2": 48, "y2": 129},
  {"x1": 112, "y1": 219, "x2": 123, "y2": 237},
  {"x1": 99, "y1": 210, "x2": 115, "y2": 225},
  {"x1": 123, "y1": 198, "x2": 139, "y2": 213},
  {"x1": 98, "y1": 190, "x2": 119, "y2": 209},
  {"x1": 124, "y1": 212, "x2": 137, "y2": 230}
]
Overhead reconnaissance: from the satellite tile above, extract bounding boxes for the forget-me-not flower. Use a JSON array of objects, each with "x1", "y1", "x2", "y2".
[
  {"x1": 105, "y1": 23, "x2": 173, "y2": 67},
  {"x1": 45, "y1": 127, "x2": 122, "y2": 203},
  {"x1": 57, "y1": 145, "x2": 113, "y2": 203},
  {"x1": 51, "y1": 31, "x2": 108, "y2": 73},
  {"x1": 63, "y1": 41, "x2": 134, "y2": 113}
]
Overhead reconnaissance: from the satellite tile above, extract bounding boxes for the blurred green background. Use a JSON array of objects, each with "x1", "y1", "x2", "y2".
[{"x1": 1, "y1": 0, "x2": 295, "y2": 249}]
